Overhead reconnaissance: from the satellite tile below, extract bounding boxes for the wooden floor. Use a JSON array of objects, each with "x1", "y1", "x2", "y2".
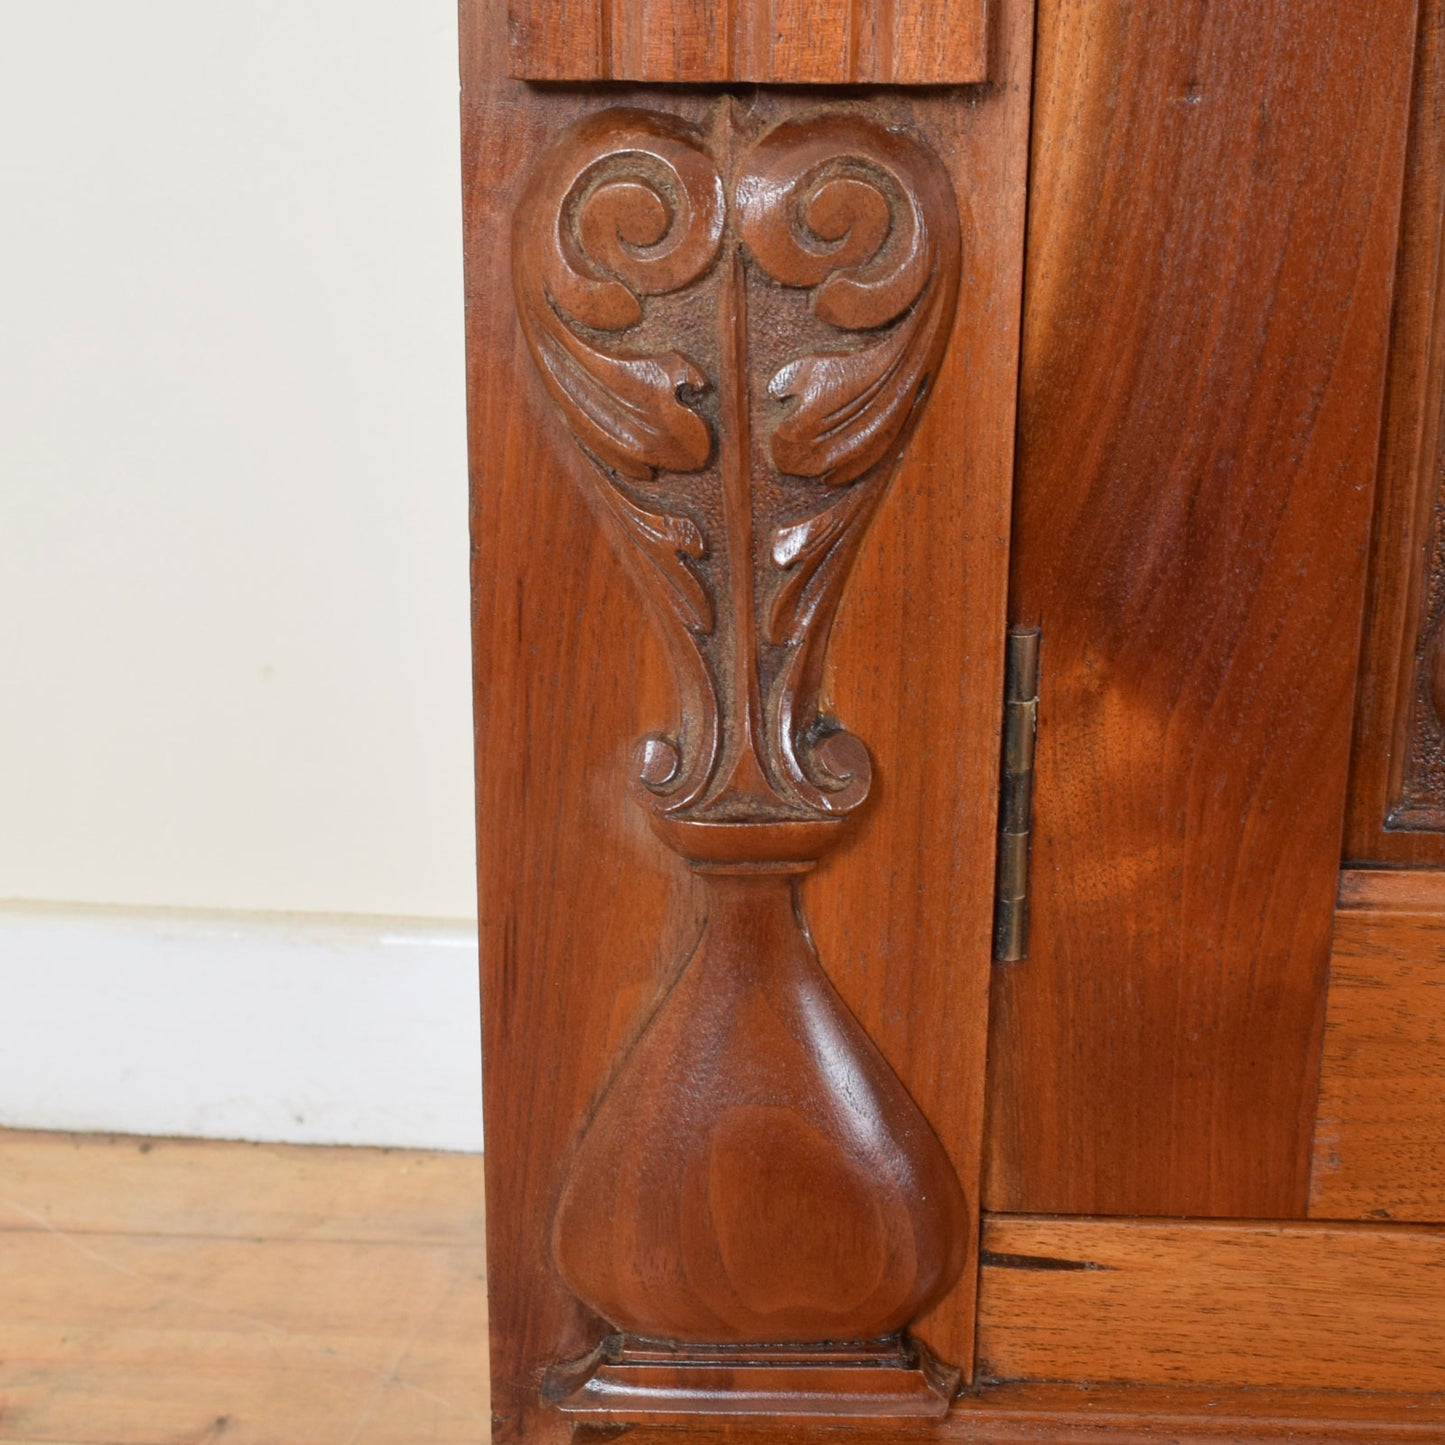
[
  {"x1": 8, "y1": 1129, "x2": 1443, "y2": 1444},
  {"x1": 0, "y1": 1129, "x2": 488, "y2": 1444}
]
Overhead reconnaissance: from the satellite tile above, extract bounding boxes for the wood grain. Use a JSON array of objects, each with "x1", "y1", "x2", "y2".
[
  {"x1": 0, "y1": 1128, "x2": 484, "y2": 1242},
  {"x1": 0, "y1": 1131, "x2": 487, "y2": 1445},
  {"x1": 463, "y1": 0, "x2": 1035, "y2": 1430},
  {"x1": 1309, "y1": 870, "x2": 1445, "y2": 1222},
  {"x1": 985, "y1": 0, "x2": 1420, "y2": 1218},
  {"x1": 976, "y1": 1216, "x2": 1445, "y2": 1392},
  {"x1": 1338, "y1": 867, "x2": 1445, "y2": 910},
  {"x1": 507, "y1": 0, "x2": 989, "y2": 85}
]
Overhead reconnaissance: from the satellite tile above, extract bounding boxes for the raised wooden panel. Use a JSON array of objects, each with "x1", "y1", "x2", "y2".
[
  {"x1": 462, "y1": 0, "x2": 1034, "y2": 1436},
  {"x1": 984, "y1": 0, "x2": 1419, "y2": 1217},
  {"x1": 1309, "y1": 870, "x2": 1445, "y2": 1222},
  {"x1": 507, "y1": 0, "x2": 989, "y2": 85},
  {"x1": 976, "y1": 1216, "x2": 1445, "y2": 1392},
  {"x1": 1347, "y1": 0, "x2": 1445, "y2": 862}
]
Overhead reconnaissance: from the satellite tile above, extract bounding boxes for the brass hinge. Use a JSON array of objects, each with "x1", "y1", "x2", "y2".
[{"x1": 993, "y1": 626, "x2": 1040, "y2": 963}]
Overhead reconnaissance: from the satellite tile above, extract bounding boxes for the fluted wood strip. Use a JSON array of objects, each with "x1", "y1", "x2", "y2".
[{"x1": 508, "y1": 0, "x2": 988, "y2": 83}]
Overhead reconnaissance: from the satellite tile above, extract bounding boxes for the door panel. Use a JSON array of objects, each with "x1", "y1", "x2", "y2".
[{"x1": 985, "y1": 0, "x2": 1419, "y2": 1217}]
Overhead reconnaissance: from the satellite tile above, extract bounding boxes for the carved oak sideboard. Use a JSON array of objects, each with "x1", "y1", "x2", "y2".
[{"x1": 461, "y1": 1, "x2": 1445, "y2": 1440}]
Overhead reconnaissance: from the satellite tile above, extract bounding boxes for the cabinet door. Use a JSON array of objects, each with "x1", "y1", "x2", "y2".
[
  {"x1": 971, "y1": 0, "x2": 1445, "y2": 1413},
  {"x1": 984, "y1": 0, "x2": 1419, "y2": 1221}
]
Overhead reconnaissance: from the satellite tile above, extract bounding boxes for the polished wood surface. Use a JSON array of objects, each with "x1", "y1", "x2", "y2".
[
  {"x1": 0, "y1": 1130, "x2": 487, "y2": 1445},
  {"x1": 510, "y1": 103, "x2": 971, "y2": 1412},
  {"x1": 507, "y1": 0, "x2": 988, "y2": 85},
  {"x1": 547, "y1": 874, "x2": 968, "y2": 1328},
  {"x1": 976, "y1": 1215, "x2": 1445, "y2": 1392},
  {"x1": 1309, "y1": 869, "x2": 1445, "y2": 1222},
  {"x1": 1347, "y1": 0, "x2": 1445, "y2": 860},
  {"x1": 1337, "y1": 868, "x2": 1445, "y2": 910},
  {"x1": 463, "y1": 0, "x2": 1035, "y2": 1431},
  {"x1": 985, "y1": 0, "x2": 1420, "y2": 1218}
]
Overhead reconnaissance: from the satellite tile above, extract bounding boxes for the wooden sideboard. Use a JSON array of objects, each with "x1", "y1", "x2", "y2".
[{"x1": 461, "y1": 1, "x2": 1445, "y2": 1439}]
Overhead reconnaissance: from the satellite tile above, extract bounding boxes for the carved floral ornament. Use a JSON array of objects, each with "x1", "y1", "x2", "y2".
[
  {"x1": 513, "y1": 104, "x2": 962, "y2": 829},
  {"x1": 511, "y1": 104, "x2": 970, "y2": 1420}
]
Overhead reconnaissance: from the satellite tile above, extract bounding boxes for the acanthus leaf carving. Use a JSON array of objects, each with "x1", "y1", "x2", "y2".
[
  {"x1": 736, "y1": 116, "x2": 962, "y2": 490},
  {"x1": 512, "y1": 108, "x2": 726, "y2": 812},
  {"x1": 514, "y1": 109, "x2": 725, "y2": 481},
  {"x1": 740, "y1": 115, "x2": 962, "y2": 815},
  {"x1": 514, "y1": 108, "x2": 963, "y2": 821},
  {"x1": 526, "y1": 326, "x2": 711, "y2": 481},
  {"x1": 514, "y1": 106, "x2": 963, "y2": 822},
  {"x1": 594, "y1": 475, "x2": 713, "y2": 635}
]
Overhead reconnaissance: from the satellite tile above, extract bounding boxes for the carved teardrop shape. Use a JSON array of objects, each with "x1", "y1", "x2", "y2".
[{"x1": 552, "y1": 863, "x2": 968, "y2": 1343}]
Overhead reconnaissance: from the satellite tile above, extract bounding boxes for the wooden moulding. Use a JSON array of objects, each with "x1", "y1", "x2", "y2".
[
  {"x1": 1346, "y1": 0, "x2": 1445, "y2": 865},
  {"x1": 607, "y1": 1385, "x2": 1445, "y2": 1445},
  {"x1": 546, "y1": 1336, "x2": 961, "y2": 1422},
  {"x1": 463, "y1": 0, "x2": 1034, "y2": 1434},
  {"x1": 1309, "y1": 869, "x2": 1445, "y2": 1223},
  {"x1": 507, "y1": 0, "x2": 989, "y2": 86},
  {"x1": 975, "y1": 1216, "x2": 1445, "y2": 1394}
]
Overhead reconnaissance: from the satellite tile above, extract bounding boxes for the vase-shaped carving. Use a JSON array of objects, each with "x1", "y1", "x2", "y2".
[{"x1": 512, "y1": 103, "x2": 969, "y2": 1419}]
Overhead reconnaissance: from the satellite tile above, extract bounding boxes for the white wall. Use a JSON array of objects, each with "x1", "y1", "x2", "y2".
[{"x1": 0, "y1": 3, "x2": 481, "y2": 1147}]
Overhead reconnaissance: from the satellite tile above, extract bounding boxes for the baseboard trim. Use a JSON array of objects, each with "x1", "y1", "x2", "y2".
[{"x1": 0, "y1": 902, "x2": 482, "y2": 1151}]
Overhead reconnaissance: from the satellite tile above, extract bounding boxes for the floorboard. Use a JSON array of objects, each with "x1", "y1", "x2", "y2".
[{"x1": 0, "y1": 1129, "x2": 488, "y2": 1445}]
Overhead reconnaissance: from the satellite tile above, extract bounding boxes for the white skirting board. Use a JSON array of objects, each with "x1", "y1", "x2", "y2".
[{"x1": 0, "y1": 903, "x2": 483, "y2": 1152}]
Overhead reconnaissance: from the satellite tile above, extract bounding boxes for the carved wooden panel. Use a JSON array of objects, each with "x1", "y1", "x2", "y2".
[
  {"x1": 464, "y1": 0, "x2": 1034, "y2": 1433},
  {"x1": 1346, "y1": 0, "x2": 1445, "y2": 860},
  {"x1": 985, "y1": 0, "x2": 1418, "y2": 1217},
  {"x1": 507, "y1": 0, "x2": 989, "y2": 85},
  {"x1": 513, "y1": 104, "x2": 967, "y2": 1417}
]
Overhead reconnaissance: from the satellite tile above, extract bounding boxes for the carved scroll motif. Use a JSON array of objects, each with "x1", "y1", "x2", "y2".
[
  {"x1": 513, "y1": 106, "x2": 961, "y2": 826},
  {"x1": 737, "y1": 115, "x2": 961, "y2": 814},
  {"x1": 513, "y1": 110, "x2": 726, "y2": 812},
  {"x1": 512, "y1": 104, "x2": 968, "y2": 1421}
]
